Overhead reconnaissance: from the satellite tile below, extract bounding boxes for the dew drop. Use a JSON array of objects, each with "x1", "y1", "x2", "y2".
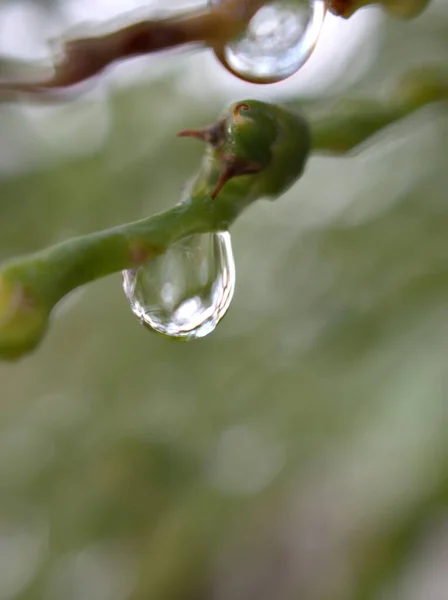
[
  {"x1": 210, "y1": 0, "x2": 327, "y2": 83},
  {"x1": 122, "y1": 232, "x2": 235, "y2": 339}
]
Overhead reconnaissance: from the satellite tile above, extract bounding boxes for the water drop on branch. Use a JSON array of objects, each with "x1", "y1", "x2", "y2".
[
  {"x1": 211, "y1": 0, "x2": 327, "y2": 83},
  {"x1": 122, "y1": 232, "x2": 235, "y2": 339}
]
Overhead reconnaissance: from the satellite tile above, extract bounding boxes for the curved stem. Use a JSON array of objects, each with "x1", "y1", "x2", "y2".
[
  {"x1": 0, "y1": 0, "x2": 432, "y2": 97},
  {"x1": 0, "y1": 66, "x2": 447, "y2": 360},
  {"x1": 0, "y1": 0, "x2": 265, "y2": 98},
  {"x1": 0, "y1": 194, "x2": 227, "y2": 359}
]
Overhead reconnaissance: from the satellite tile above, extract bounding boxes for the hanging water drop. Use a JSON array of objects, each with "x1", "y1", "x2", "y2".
[
  {"x1": 210, "y1": 0, "x2": 327, "y2": 83},
  {"x1": 122, "y1": 232, "x2": 235, "y2": 339}
]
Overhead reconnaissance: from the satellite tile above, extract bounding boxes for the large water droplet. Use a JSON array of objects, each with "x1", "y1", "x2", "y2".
[
  {"x1": 210, "y1": 0, "x2": 327, "y2": 83},
  {"x1": 122, "y1": 232, "x2": 235, "y2": 339}
]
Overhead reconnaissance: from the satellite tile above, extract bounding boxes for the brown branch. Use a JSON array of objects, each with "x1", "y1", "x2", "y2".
[
  {"x1": 328, "y1": 0, "x2": 430, "y2": 18},
  {"x1": 0, "y1": 0, "x2": 266, "y2": 99}
]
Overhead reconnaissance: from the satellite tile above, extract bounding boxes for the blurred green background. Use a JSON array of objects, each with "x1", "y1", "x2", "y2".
[{"x1": 1, "y1": 1, "x2": 448, "y2": 598}]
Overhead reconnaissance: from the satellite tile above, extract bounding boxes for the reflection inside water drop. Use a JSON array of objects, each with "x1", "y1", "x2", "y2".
[
  {"x1": 122, "y1": 232, "x2": 235, "y2": 339},
  {"x1": 210, "y1": 0, "x2": 327, "y2": 82}
]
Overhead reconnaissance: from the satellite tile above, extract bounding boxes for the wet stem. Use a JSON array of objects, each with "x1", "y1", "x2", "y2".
[
  {"x1": 0, "y1": 61, "x2": 446, "y2": 358},
  {"x1": 0, "y1": 0, "x2": 433, "y2": 94},
  {"x1": 0, "y1": 0, "x2": 268, "y2": 94}
]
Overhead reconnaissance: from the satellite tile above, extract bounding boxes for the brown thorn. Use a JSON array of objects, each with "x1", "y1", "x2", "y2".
[
  {"x1": 211, "y1": 155, "x2": 264, "y2": 200},
  {"x1": 177, "y1": 128, "x2": 210, "y2": 142},
  {"x1": 211, "y1": 171, "x2": 229, "y2": 201},
  {"x1": 177, "y1": 119, "x2": 226, "y2": 147}
]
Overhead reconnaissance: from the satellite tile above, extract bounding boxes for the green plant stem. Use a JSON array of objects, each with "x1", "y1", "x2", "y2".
[
  {"x1": 0, "y1": 202, "x2": 225, "y2": 359},
  {"x1": 307, "y1": 68, "x2": 448, "y2": 154},
  {"x1": 0, "y1": 67, "x2": 447, "y2": 360}
]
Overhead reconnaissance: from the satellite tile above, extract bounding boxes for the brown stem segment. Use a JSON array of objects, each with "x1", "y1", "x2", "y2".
[{"x1": 0, "y1": 0, "x2": 266, "y2": 97}]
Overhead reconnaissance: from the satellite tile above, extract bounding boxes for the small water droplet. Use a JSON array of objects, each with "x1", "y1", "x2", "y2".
[
  {"x1": 122, "y1": 232, "x2": 235, "y2": 339},
  {"x1": 211, "y1": 0, "x2": 327, "y2": 83}
]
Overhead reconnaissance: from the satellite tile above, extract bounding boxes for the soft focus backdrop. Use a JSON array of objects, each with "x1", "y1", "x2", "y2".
[{"x1": 1, "y1": 1, "x2": 448, "y2": 599}]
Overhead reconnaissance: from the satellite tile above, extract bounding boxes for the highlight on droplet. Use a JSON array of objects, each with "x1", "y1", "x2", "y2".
[
  {"x1": 210, "y1": 0, "x2": 327, "y2": 83},
  {"x1": 122, "y1": 232, "x2": 235, "y2": 340}
]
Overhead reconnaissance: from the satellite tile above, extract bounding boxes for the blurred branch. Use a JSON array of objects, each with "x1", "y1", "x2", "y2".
[
  {"x1": 0, "y1": 66, "x2": 446, "y2": 361},
  {"x1": 307, "y1": 67, "x2": 448, "y2": 154},
  {"x1": 329, "y1": 0, "x2": 430, "y2": 18},
  {"x1": 0, "y1": 0, "x2": 432, "y2": 96},
  {"x1": 0, "y1": 0, "x2": 264, "y2": 96}
]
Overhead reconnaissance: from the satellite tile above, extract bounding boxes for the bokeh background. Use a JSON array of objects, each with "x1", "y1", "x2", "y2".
[{"x1": 1, "y1": 1, "x2": 448, "y2": 598}]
